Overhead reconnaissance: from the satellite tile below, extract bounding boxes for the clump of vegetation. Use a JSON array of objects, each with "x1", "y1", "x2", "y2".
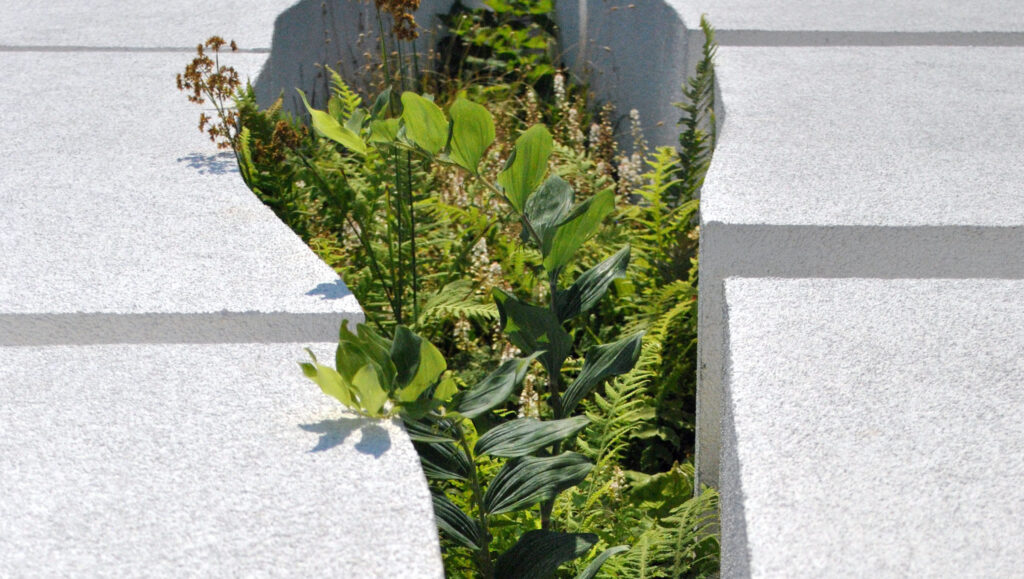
[{"x1": 177, "y1": 4, "x2": 720, "y2": 577}]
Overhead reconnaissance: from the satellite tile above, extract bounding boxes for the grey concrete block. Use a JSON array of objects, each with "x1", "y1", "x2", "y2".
[
  {"x1": 667, "y1": 0, "x2": 1024, "y2": 34},
  {"x1": 697, "y1": 46, "x2": 1024, "y2": 487},
  {"x1": 0, "y1": 342, "x2": 443, "y2": 577},
  {"x1": 0, "y1": 51, "x2": 361, "y2": 344},
  {"x1": 720, "y1": 278, "x2": 1024, "y2": 576},
  {"x1": 0, "y1": 1, "x2": 295, "y2": 49}
]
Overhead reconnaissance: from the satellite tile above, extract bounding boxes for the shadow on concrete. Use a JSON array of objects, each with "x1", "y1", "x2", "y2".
[
  {"x1": 176, "y1": 152, "x2": 237, "y2": 175},
  {"x1": 306, "y1": 279, "x2": 354, "y2": 300},
  {"x1": 300, "y1": 417, "x2": 392, "y2": 458}
]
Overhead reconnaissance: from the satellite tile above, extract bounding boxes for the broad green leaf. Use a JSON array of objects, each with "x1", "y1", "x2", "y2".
[
  {"x1": 493, "y1": 288, "x2": 571, "y2": 377},
  {"x1": 390, "y1": 325, "x2": 422, "y2": 389},
  {"x1": 369, "y1": 118, "x2": 400, "y2": 143},
  {"x1": 561, "y1": 332, "x2": 644, "y2": 417},
  {"x1": 475, "y1": 415, "x2": 589, "y2": 458},
  {"x1": 483, "y1": 452, "x2": 592, "y2": 514},
  {"x1": 350, "y1": 364, "x2": 388, "y2": 415},
  {"x1": 335, "y1": 321, "x2": 394, "y2": 388},
  {"x1": 575, "y1": 545, "x2": 630, "y2": 579},
  {"x1": 398, "y1": 336, "x2": 447, "y2": 403},
  {"x1": 402, "y1": 419, "x2": 457, "y2": 443},
  {"x1": 543, "y1": 189, "x2": 615, "y2": 271},
  {"x1": 554, "y1": 245, "x2": 631, "y2": 322},
  {"x1": 297, "y1": 89, "x2": 366, "y2": 154},
  {"x1": 495, "y1": 531, "x2": 597, "y2": 579},
  {"x1": 448, "y1": 97, "x2": 495, "y2": 173},
  {"x1": 497, "y1": 124, "x2": 553, "y2": 212},
  {"x1": 433, "y1": 375, "x2": 459, "y2": 402},
  {"x1": 432, "y1": 490, "x2": 483, "y2": 550},
  {"x1": 345, "y1": 108, "x2": 367, "y2": 134},
  {"x1": 457, "y1": 353, "x2": 542, "y2": 419},
  {"x1": 523, "y1": 175, "x2": 574, "y2": 254},
  {"x1": 401, "y1": 92, "x2": 448, "y2": 155},
  {"x1": 414, "y1": 441, "x2": 472, "y2": 481},
  {"x1": 300, "y1": 353, "x2": 356, "y2": 409}
]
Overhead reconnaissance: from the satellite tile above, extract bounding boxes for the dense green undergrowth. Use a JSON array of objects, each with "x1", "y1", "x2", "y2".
[{"x1": 179, "y1": 2, "x2": 718, "y2": 576}]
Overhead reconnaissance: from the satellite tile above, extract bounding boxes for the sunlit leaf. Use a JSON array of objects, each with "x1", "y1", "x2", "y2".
[
  {"x1": 401, "y1": 91, "x2": 448, "y2": 154},
  {"x1": 297, "y1": 89, "x2": 366, "y2": 154},
  {"x1": 497, "y1": 124, "x2": 552, "y2": 212},
  {"x1": 449, "y1": 97, "x2": 495, "y2": 174},
  {"x1": 543, "y1": 189, "x2": 614, "y2": 271}
]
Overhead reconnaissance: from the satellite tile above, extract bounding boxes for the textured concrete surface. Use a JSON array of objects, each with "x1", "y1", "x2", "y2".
[
  {"x1": 0, "y1": 343, "x2": 443, "y2": 577},
  {"x1": 697, "y1": 45, "x2": 1024, "y2": 488},
  {"x1": 667, "y1": 0, "x2": 1024, "y2": 33},
  {"x1": 0, "y1": 51, "x2": 361, "y2": 343},
  {"x1": 703, "y1": 47, "x2": 1024, "y2": 228},
  {"x1": 1, "y1": 3, "x2": 441, "y2": 574},
  {"x1": 0, "y1": 1, "x2": 295, "y2": 49},
  {"x1": 720, "y1": 278, "x2": 1024, "y2": 576}
]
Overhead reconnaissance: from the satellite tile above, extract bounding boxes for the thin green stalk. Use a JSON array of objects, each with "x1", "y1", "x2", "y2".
[{"x1": 454, "y1": 420, "x2": 494, "y2": 579}]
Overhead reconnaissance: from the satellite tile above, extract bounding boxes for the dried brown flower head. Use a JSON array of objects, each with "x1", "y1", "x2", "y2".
[
  {"x1": 175, "y1": 37, "x2": 242, "y2": 149},
  {"x1": 375, "y1": 0, "x2": 421, "y2": 40}
]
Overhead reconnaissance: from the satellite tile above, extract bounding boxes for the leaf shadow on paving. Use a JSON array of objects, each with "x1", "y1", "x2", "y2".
[{"x1": 300, "y1": 417, "x2": 392, "y2": 457}]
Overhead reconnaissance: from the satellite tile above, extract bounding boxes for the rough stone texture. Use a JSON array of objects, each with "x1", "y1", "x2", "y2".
[
  {"x1": 0, "y1": 343, "x2": 443, "y2": 577},
  {"x1": 0, "y1": 1, "x2": 295, "y2": 48},
  {"x1": 667, "y1": 0, "x2": 1024, "y2": 33},
  {"x1": 0, "y1": 51, "x2": 361, "y2": 344},
  {"x1": 697, "y1": 45, "x2": 1024, "y2": 488},
  {"x1": 720, "y1": 278, "x2": 1024, "y2": 576}
]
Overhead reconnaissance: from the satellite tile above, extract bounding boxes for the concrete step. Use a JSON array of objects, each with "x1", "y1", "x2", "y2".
[
  {"x1": 699, "y1": 44, "x2": 1024, "y2": 489},
  {"x1": 0, "y1": 342, "x2": 441, "y2": 576},
  {"x1": 720, "y1": 278, "x2": 1024, "y2": 576}
]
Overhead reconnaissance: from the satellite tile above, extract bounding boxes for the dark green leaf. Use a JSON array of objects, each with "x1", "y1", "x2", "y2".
[
  {"x1": 414, "y1": 441, "x2": 472, "y2": 481},
  {"x1": 449, "y1": 97, "x2": 495, "y2": 174},
  {"x1": 555, "y1": 245, "x2": 630, "y2": 322},
  {"x1": 495, "y1": 531, "x2": 597, "y2": 579},
  {"x1": 475, "y1": 416, "x2": 590, "y2": 458},
  {"x1": 524, "y1": 175, "x2": 574, "y2": 254},
  {"x1": 401, "y1": 92, "x2": 448, "y2": 154},
  {"x1": 457, "y1": 353, "x2": 542, "y2": 419},
  {"x1": 497, "y1": 124, "x2": 553, "y2": 212},
  {"x1": 493, "y1": 289, "x2": 571, "y2": 377},
  {"x1": 432, "y1": 490, "x2": 483, "y2": 550},
  {"x1": 561, "y1": 332, "x2": 644, "y2": 417},
  {"x1": 543, "y1": 189, "x2": 615, "y2": 271},
  {"x1": 402, "y1": 418, "x2": 456, "y2": 443},
  {"x1": 483, "y1": 452, "x2": 592, "y2": 514},
  {"x1": 575, "y1": 545, "x2": 630, "y2": 579},
  {"x1": 390, "y1": 326, "x2": 422, "y2": 389}
]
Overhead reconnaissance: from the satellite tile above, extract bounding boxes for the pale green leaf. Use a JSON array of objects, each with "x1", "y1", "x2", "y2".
[
  {"x1": 543, "y1": 189, "x2": 615, "y2": 271},
  {"x1": 401, "y1": 91, "x2": 448, "y2": 155},
  {"x1": 297, "y1": 89, "x2": 366, "y2": 154},
  {"x1": 448, "y1": 97, "x2": 495, "y2": 173},
  {"x1": 497, "y1": 124, "x2": 553, "y2": 212}
]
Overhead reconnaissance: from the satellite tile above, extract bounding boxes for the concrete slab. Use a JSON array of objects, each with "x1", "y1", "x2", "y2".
[
  {"x1": 667, "y1": 0, "x2": 1024, "y2": 34},
  {"x1": 0, "y1": 51, "x2": 361, "y2": 344},
  {"x1": 697, "y1": 46, "x2": 1024, "y2": 487},
  {"x1": 0, "y1": 1, "x2": 296, "y2": 49},
  {"x1": 0, "y1": 342, "x2": 443, "y2": 577},
  {"x1": 720, "y1": 278, "x2": 1024, "y2": 576}
]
